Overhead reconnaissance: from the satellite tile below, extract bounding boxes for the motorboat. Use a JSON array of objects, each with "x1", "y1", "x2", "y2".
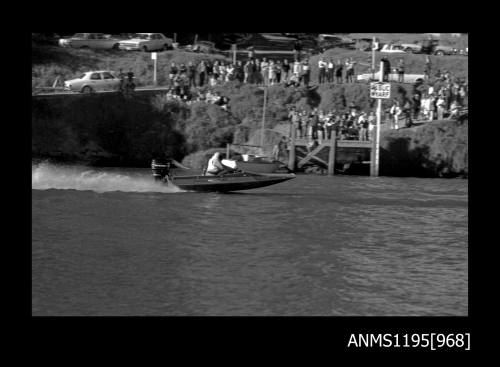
[
  {"x1": 151, "y1": 159, "x2": 295, "y2": 192},
  {"x1": 222, "y1": 154, "x2": 291, "y2": 174}
]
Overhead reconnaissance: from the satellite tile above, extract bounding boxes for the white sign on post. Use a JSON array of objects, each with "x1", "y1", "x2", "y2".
[
  {"x1": 370, "y1": 82, "x2": 391, "y2": 99},
  {"x1": 151, "y1": 52, "x2": 157, "y2": 60}
]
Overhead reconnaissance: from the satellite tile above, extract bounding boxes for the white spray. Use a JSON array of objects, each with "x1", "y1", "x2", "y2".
[{"x1": 32, "y1": 162, "x2": 183, "y2": 193}]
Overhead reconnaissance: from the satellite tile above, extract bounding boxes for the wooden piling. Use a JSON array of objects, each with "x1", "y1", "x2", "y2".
[{"x1": 328, "y1": 130, "x2": 337, "y2": 176}]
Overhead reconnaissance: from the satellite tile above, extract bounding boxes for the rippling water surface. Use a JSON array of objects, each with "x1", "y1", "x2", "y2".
[{"x1": 32, "y1": 163, "x2": 468, "y2": 316}]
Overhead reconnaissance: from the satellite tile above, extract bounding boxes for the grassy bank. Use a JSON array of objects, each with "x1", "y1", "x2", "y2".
[
  {"x1": 32, "y1": 44, "x2": 468, "y2": 177},
  {"x1": 32, "y1": 45, "x2": 228, "y2": 88},
  {"x1": 32, "y1": 43, "x2": 468, "y2": 90}
]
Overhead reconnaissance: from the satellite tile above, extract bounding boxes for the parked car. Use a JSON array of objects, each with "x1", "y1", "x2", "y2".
[
  {"x1": 433, "y1": 44, "x2": 456, "y2": 56},
  {"x1": 118, "y1": 33, "x2": 173, "y2": 52},
  {"x1": 401, "y1": 40, "x2": 458, "y2": 56},
  {"x1": 419, "y1": 39, "x2": 457, "y2": 56},
  {"x1": 379, "y1": 44, "x2": 406, "y2": 53},
  {"x1": 58, "y1": 33, "x2": 121, "y2": 49},
  {"x1": 63, "y1": 71, "x2": 122, "y2": 93},
  {"x1": 400, "y1": 43, "x2": 422, "y2": 53}
]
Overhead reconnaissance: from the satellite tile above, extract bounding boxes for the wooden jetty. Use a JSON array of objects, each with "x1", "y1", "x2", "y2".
[{"x1": 288, "y1": 130, "x2": 374, "y2": 175}]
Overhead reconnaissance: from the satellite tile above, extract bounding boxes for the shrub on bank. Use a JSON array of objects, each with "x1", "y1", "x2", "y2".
[{"x1": 32, "y1": 94, "x2": 187, "y2": 166}]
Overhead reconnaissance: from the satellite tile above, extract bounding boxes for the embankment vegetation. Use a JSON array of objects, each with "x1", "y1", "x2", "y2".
[
  {"x1": 380, "y1": 117, "x2": 468, "y2": 178},
  {"x1": 32, "y1": 43, "x2": 468, "y2": 177}
]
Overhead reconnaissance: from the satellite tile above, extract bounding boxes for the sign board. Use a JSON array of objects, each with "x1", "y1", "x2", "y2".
[
  {"x1": 370, "y1": 82, "x2": 391, "y2": 99},
  {"x1": 151, "y1": 52, "x2": 157, "y2": 60}
]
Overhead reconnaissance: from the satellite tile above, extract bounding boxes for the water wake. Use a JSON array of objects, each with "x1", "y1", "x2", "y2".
[{"x1": 32, "y1": 162, "x2": 183, "y2": 193}]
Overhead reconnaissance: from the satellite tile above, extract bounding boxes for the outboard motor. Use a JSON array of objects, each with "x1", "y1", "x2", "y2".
[{"x1": 151, "y1": 159, "x2": 171, "y2": 181}]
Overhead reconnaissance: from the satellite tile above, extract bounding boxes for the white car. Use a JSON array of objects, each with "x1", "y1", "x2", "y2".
[
  {"x1": 118, "y1": 33, "x2": 173, "y2": 52},
  {"x1": 379, "y1": 44, "x2": 406, "y2": 53},
  {"x1": 58, "y1": 33, "x2": 120, "y2": 49},
  {"x1": 64, "y1": 70, "x2": 121, "y2": 93}
]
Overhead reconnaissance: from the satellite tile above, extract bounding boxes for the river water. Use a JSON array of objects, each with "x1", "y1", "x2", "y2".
[{"x1": 32, "y1": 163, "x2": 468, "y2": 316}]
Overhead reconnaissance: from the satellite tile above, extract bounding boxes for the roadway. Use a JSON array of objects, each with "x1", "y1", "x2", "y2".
[{"x1": 32, "y1": 86, "x2": 171, "y2": 99}]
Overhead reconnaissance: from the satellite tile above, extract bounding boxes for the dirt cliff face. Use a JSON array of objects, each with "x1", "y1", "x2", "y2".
[{"x1": 380, "y1": 118, "x2": 468, "y2": 178}]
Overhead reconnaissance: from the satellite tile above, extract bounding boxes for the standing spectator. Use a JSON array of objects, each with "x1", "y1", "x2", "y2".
[
  {"x1": 358, "y1": 112, "x2": 369, "y2": 141},
  {"x1": 261, "y1": 57, "x2": 269, "y2": 85},
  {"x1": 449, "y1": 100, "x2": 460, "y2": 119},
  {"x1": 459, "y1": 84, "x2": 467, "y2": 107},
  {"x1": 179, "y1": 63, "x2": 187, "y2": 76},
  {"x1": 349, "y1": 101, "x2": 357, "y2": 117},
  {"x1": 219, "y1": 62, "x2": 227, "y2": 83},
  {"x1": 436, "y1": 95, "x2": 446, "y2": 120},
  {"x1": 428, "y1": 93, "x2": 436, "y2": 121},
  {"x1": 318, "y1": 57, "x2": 327, "y2": 84},
  {"x1": 187, "y1": 61, "x2": 196, "y2": 88},
  {"x1": 254, "y1": 58, "x2": 261, "y2": 84},
  {"x1": 445, "y1": 84, "x2": 453, "y2": 110},
  {"x1": 197, "y1": 60, "x2": 206, "y2": 87},
  {"x1": 412, "y1": 93, "x2": 421, "y2": 120},
  {"x1": 275, "y1": 60, "x2": 282, "y2": 84},
  {"x1": 397, "y1": 58, "x2": 405, "y2": 83},
  {"x1": 235, "y1": 60, "x2": 244, "y2": 83},
  {"x1": 335, "y1": 59, "x2": 343, "y2": 84},
  {"x1": 382, "y1": 56, "x2": 391, "y2": 82},
  {"x1": 293, "y1": 59, "x2": 301, "y2": 82},
  {"x1": 169, "y1": 62, "x2": 178, "y2": 86},
  {"x1": 268, "y1": 60, "x2": 276, "y2": 85},
  {"x1": 403, "y1": 99, "x2": 412, "y2": 127},
  {"x1": 317, "y1": 110, "x2": 325, "y2": 143},
  {"x1": 327, "y1": 58, "x2": 335, "y2": 83},
  {"x1": 367, "y1": 111, "x2": 376, "y2": 141},
  {"x1": 424, "y1": 55, "x2": 432, "y2": 81},
  {"x1": 244, "y1": 60, "x2": 251, "y2": 83},
  {"x1": 420, "y1": 93, "x2": 430, "y2": 120},
  {"x1": 390, "y1": 99, "x2": 401, "y2": 129},
  {"x1": 345, "y1": 58, "x2": 356, "y2": 83},
  {"x1": 325, "y1": 112, "x2": 333, "y2": 139},
  {"x1": 282, "y1": 59, "x2": 290, "y2": 84},
  {"x1": 311, "y1": 109, "x2": 319, "y2": 140},
  {"x1": 302, "y1": 59, "x2": 311, "y2": 87},
  {"x1": 212, "y1": 60, "x2": 220, "y2": 81},
  {"x1": 303, "y1": 111, "x2": 311, "y2": 139},
  {"x1": 290, "y1": 107, "x2": 301, "y2": 139},
  {"x1": 226, "y1": 63, "x2": 235, "y2": 82},
  {"x1": 206, "y1": 60, "x2": 213, "y2": 80}
]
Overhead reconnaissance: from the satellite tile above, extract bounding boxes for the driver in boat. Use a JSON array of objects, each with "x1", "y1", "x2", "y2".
[{"x1": 206, "y1": 152, "x2": 234, "y2": 176}]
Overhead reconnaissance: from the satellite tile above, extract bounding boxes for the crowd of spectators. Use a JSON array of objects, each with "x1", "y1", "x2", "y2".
[
  {"x1": 162, "y1": 84, "x2": 230, "y2": 110},
  {"x1": 286, "y1": 68, "x2": 468, "y2": 145},
  {"x1": 387, "y1": 72, "x2": 468, "y2": 129},
  {"x1": 162, "y1": 52, "x2": 467, "y2": 137},
  {"x1": 165, "y1": 55, "x2": 361, "y2": 91},
  {"x1": 287, "y1": 104, "x2": 376, "y2": 146}
]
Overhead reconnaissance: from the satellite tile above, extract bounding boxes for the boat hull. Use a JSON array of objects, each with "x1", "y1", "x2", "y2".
[
  {"x1": 235, "y1": 161, "x2": 282, "y2": 173},
  {"x1": 169, "y1": 172, "x2": 295, "y2": 192}
]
